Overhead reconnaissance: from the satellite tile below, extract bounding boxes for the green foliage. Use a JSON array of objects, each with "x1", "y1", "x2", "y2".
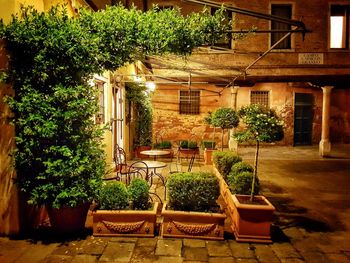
[
  {"x1": 179, "y1": 140, "x2": 188, "y2": 149},
  {"x1": 202, "y1": 140, "x2": 216, "y2": 149},
  {"x1": 128, "y1": 178, "x2": 150, "y2": 210},
  {"x1": 154, "y1": 140, "x2": 172, "y2": 149},
  {"x1": 228, "y1": 171, "x2": 260, "y2": 195},
  {"x1": 97, "y1": 181, "x2": 129, "y2": 210},
  {"x1": 229, "y1": 161, "x2": 254, "y2": 178},
  {"x1": 213, "y1": 151, "x2": 242, "y2": 180},
  {"x1": 211, "y1": 107, "x2": 239, "y2": 129},
  {"x1": 232, "y1": 104, "x2": 284, "y2": 144},
  {"x1": 167, "y1": 172, "x2": 219, "y2": 212},
  {"x1": 125, "y1": 82, "x2": 153, "y2": 147},
  {"x1": 188, "y1": 141, "x2": 198, "y2": 149},
  {"x1": 0, "y1": 4, "x2": 232, "y2": 208}
]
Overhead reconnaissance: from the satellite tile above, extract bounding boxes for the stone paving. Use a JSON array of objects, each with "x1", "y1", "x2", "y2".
[{"x1": 1, "y1": 145, "x2": 350, "y2": 262}]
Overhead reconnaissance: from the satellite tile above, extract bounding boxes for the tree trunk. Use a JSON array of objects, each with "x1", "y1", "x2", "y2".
[
  {"x1": 251, "y1": 140, "x2": 259, "y2": 201},
  {"x1": 221, "y1": 129, "x2": 224, "y2": 151}
]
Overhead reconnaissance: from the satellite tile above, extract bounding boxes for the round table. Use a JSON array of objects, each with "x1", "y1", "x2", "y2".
[
  {"x1": 131, "y1": 161, "x2": 167, "y2": 199},
  {"x1": 140, "y1": 149, "x2": 171, "y2": 160}
]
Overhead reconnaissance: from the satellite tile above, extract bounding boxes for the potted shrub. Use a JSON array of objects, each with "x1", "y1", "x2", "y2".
[
  {"x1": 229, "y1": 104, "x2": 284, "y2": 243},
  {"x1": 161, "y1": 172, "x2": 226, "y2": 240},
  {"x1": 202, "y1": 140, "x2": 216, "y2": 165},
  {"x1": 153, "y1": 140, "x2": 173, "y2": 158},
  {"x1": 92, "y1": 179, "x2": 158, "y2": 237},
  {"x1": 211, "y1": 107, "x2": 239, "y2": 151}
]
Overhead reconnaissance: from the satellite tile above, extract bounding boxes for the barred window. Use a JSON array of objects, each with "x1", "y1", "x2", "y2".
[
  {"x1": 179, "y1": 90, "x2": 200, "y2": 115},
  {"x1": 251, "y1": 91, "x2": 269, "y2": 108}
]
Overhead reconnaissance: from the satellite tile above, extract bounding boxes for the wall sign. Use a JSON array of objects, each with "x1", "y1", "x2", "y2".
[{"x1": 298, "y1": 53, "x2": 324, "y2": 64}]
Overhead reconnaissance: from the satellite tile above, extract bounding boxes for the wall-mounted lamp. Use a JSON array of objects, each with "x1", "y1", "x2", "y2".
[{"x1": 145, "y1": 81, "x2": 156, "y2": 92}]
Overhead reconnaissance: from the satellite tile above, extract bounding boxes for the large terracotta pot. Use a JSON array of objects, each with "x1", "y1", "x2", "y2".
[
  {"x1": 203, "y1": 149, "x2": 215, "y2": 165},
  {"x1": 161, "y1": 203, "x2": 226, "y2": 240},
  {"x1": 231, "y1": 194, "x2": 275, "y2": 243},
  {"x1": 47, "y1": 203, "x2": 90, "y2": 234},
  {"x1": 92, "y1": 202, "x2": 158, "y2": 237}
]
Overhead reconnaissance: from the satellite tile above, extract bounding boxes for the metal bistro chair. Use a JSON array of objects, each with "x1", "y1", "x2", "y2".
[
  {"x1": 128, "y1": 161, "x2": 163, "y2": 204},
  {"x1": 104, "y1": 144, "x2": 131, "y2": 183},
  {"x1": 127, "y1": 161, "x2": 149, "y2": 183}
]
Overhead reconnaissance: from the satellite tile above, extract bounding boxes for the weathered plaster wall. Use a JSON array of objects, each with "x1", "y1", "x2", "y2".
[
  {"x1": 151, "y1": 84, "x2": 233, "y2": 148},
  {"x1": 330, "y1": 88, "x2": 350, "y2": 143}
]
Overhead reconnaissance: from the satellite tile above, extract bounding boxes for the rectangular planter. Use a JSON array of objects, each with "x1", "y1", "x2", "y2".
[
  {"x1": 92, "y1": 202, "x2": 158, "y2": 237},
  {"x1": 231, "y1": 194, "x2": 275, "y2": 243},
  {"x1": 213, "y1": 167, "x2": 275, "y2": 243},
  {"x1": 161, "y1": 203, "x2": 226, "y2": 240}
]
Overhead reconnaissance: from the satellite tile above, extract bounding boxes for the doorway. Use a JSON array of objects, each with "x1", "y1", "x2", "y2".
[{"x1": 294, "y1": 93, "x2": 313, "y2": 145}]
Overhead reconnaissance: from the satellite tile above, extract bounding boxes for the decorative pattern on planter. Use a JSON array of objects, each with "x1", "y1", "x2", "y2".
[
  {"x1": 99, "y1": 220, "x2": 145, "y2": 233},
  {"x1": 172, "y1": 221, "x2": 216, "y2": 235}
]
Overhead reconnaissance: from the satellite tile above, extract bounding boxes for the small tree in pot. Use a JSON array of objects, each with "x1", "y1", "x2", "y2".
[
  {"x1": 232, "y1": 104, "x2": 284, "y2": 201},
  {"x1": 211, "y1": 108, "x2": 239, "y2": 151}
]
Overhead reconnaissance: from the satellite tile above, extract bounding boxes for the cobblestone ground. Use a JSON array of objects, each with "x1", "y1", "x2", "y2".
[{"x1": 1, "y1": 145, "x2": 350, "y2": 262}]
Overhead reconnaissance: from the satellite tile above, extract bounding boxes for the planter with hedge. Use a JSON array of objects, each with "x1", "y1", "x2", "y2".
[
  {"x1": 161, "y1": 172, "x2": 226, "y2": 240},
  {"x1": 92, "y1": 179, "x2": 158, "y2": 237}
]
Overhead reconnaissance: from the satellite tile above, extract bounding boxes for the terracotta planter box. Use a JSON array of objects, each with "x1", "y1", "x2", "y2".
[
  {"x1": 213, "y1": 167, "x2": 275, "y2": 243},
  {"x1": 231, "y1": 194, "x2": 275, "y2": 243},
  {"x1": 92, "y1": 202, "x2": 158, "y2": 237},
  {"x1": 161, "y1": 203, "x2": 226, "y2": 240},
  {"x1": 203, "y1": 149, "x2": 215, "y2": 165}
]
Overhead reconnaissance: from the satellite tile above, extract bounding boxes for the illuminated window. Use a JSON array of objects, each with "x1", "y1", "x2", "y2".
[
  {"x1": 330, "y1": 5, "x2": 349, "y2": 49},
  {"x1": 179, "y1": 90, "x2": 200, "y2": 115},
  {"x1": 271, "y1": 4, "x2": 292, "y2": 49},
  {"x1": 251, "y1": 91, "x2": 269, "y2": 108}
]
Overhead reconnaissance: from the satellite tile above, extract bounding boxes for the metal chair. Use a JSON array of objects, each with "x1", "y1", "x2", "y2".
[
  {"x1": 103, "y1": 144, "x2": 130, "y2": 183},
  {"x1": 127, "y1": 161, "x2": 149, "y2": 184}
]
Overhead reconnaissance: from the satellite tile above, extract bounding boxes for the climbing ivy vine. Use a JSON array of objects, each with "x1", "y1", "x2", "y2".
[{"x1": 0, "y1": 4, "x2": 230, "y2": 208}]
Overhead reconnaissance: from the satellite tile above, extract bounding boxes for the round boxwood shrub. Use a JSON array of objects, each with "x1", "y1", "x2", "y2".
[
  {"x1": 97, "y1": 181, "x2": 129, "y2": 210},
  {"x1": 213, "y1": 151, "x2": 242, "y2": 180},
  {"x1": 229, "y1": 171, "x2": 260, "y2": 195},
  {"x1": 167, "y1": 172, "x2": 219, "y2": 212},
  {"x1": 228, "y1": 162, "x2": 254, "y2": 177},
  {"x1": 128, "y1": 178, "x2": 150, "y2": 210}
]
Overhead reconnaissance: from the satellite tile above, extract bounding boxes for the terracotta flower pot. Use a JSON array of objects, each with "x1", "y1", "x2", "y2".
[
  {"x1": 161, "y1": 203, "x2": 226, "y2": 240},
  {"x1": 47, "y1": 203, "x2": 90, "y2": 234},
  {"x1": 204, "y1": 149, "x2": 215, "y2": 165},
  {"x1": 231, "y1": 194, "x2": 275, "y2": 243},
  {"x1": 92, "y1": 202, "x2": 158, "y2": 237}
]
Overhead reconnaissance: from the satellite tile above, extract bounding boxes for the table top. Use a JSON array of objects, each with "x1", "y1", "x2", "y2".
[
  {"x1": 140, "y1": 149, "x2": 171, "y2": 156},
  {"x1": 132, "y1": 160, "x2": 167, "y2": 169}
]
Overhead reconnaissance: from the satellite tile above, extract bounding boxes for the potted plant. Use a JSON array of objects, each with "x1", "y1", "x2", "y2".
[
  {"x1": 202, "y1": 140, "x2": 216, "y2": 164},
  {"x1": 92, "y1": 179, "x2": 158, "y2": 237},
  {"x1": 161, "y1": 172, "x2": 226, "y2": 240},
  {"x1": 229, "y1": 104, "x2": 284, "y2": 243},
  {"x1": 211, "y1": 107, "x2": 239, "y2": 151}
]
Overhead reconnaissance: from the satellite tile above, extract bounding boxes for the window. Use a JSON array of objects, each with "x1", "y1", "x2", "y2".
[
  {"x1": 95, "y1": 81, "x2": 105, "y2": 124},
  {"x1": 179, "y1": 90, "x2": 200, "y2": 115},
  {"x1": 210, "y1": 7, "x2": 232, "y2": 49},
  {"x1": 330, "y1": 5, "x2": 349, "y2": 49},
  {"x1": 271, "y1": 4, "x2": 292, "y2": 49},
  {"x1": 251, "y1": 91, "x2": 269, "y2": 108}
]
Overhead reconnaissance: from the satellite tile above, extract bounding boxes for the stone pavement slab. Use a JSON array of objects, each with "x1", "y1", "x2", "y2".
[
  {"x1": 206, "y1": 241, "x2": 232, "y2": 257},
  {"x1": 99, "y1": 241, "x2": 135, "y2": 262},
  {"x1": 155, "y1": 239, "x2": 182, "y2": 257},
  {"x1": 183, "y1": 247, "x2": 208, "y2": 261}
]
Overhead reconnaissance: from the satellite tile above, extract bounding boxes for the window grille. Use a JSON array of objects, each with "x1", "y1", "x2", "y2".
[
  {"x1": 251, "y1": 91, "x2": 269, "y2": 108},
  {"x1": 179, "y1": 90, "x2": 200, "y2": 115},
  {"x1": 271, "y1": 4, "x2": 292, "y2": 49}
]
